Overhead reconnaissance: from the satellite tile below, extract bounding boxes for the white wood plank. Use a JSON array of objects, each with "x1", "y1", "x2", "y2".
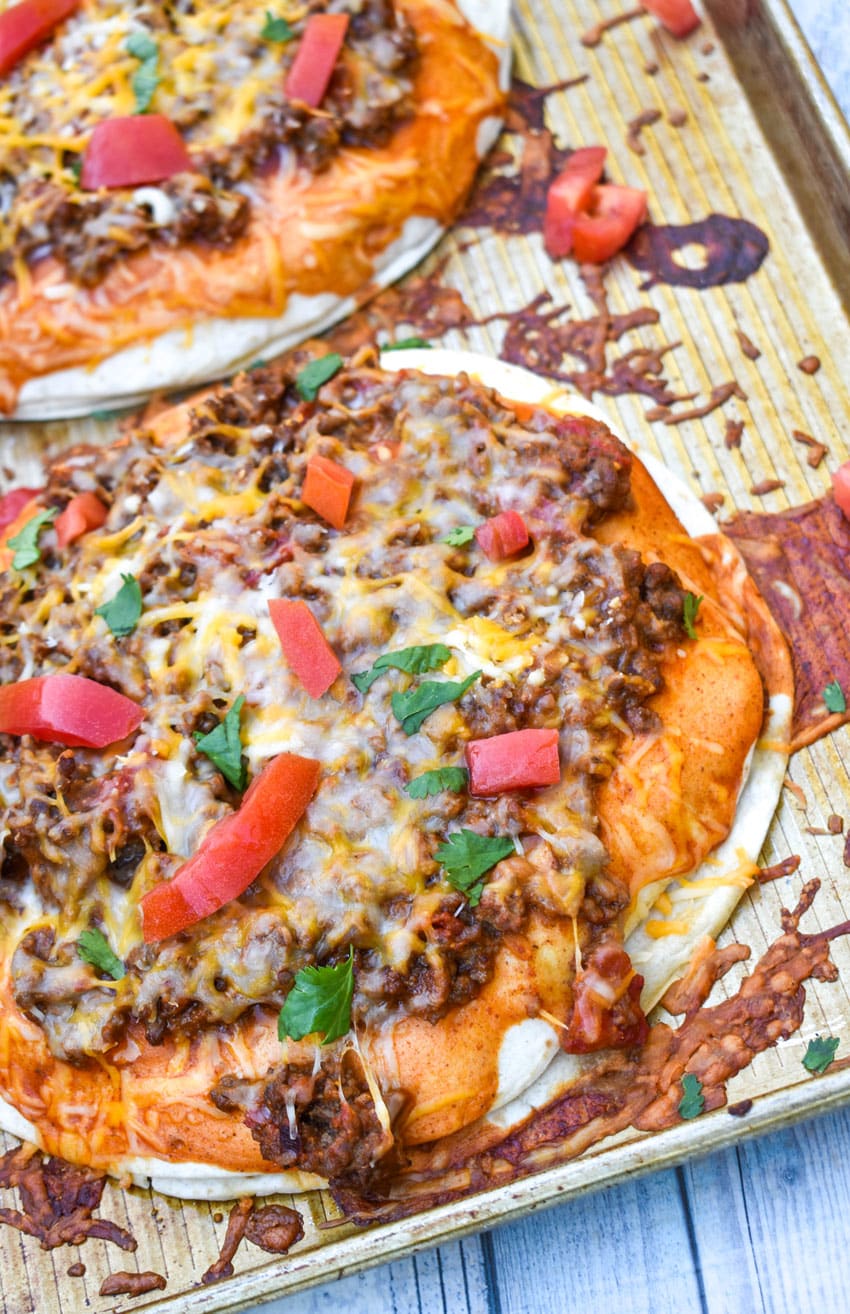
[
  {"x1": 681, "y1": 1148, "x2": 767, "y2": 1314},
  {"x1": 729, "y1": 1105, "x2": 850, "y2": 1313},
  {"x1": 482, "y1": 1167, "x2": 703, "y2": 1314},
  {"x1": 250, "y1": 1236, "x2": 489, "y2": 1314}
]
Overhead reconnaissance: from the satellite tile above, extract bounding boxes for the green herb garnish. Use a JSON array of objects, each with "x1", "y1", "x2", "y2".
[
  {"x1": 95, "y1": 573, "x2": 142, "y2": 638},
  {"x1": 127, "y1": 32, "x2": 160, "y2": 114},
  {"x1": 405, "y1": 766, "x2": 469, "y2": 799},
  {"x1": 434, "y1": 829, "x2": 515, "y2": 906},
  {"x1": 824, "y1": 681, "x2": 847, "y2": 714},
  {"x1": 77, "y1": 928, "x2": 125, "y2": 981},
  {"x1": 8, "y1": 507, "x2": 57, "y2": 570},
  {"x1": 352, "y1": 643, "x2": 451, "y2": 695},
  {"x1": 678, "y1": 1073, "x2": 705, "y2": 1120},
  {"x1": 381, "y1": 337, "x2": 432, "y2": 353},
  {"x1": 442, "y1": 525, "x2": 476, "y2": 546},
  {"x1": 802, "y1": 1034, "x2": 840, "y2": 1075},
  {"x1": 295, "y1": 353, "x2": 343, "y2": 401},
  {"x1": 683, "y1": 592, "x2": 703, "y2": 640},
  {"x1": 392, "y1": 670, "x2": 480, "y2": 736},
  {"x1": 193, "y1": 695, "x2": 247, "y2": 790},
  {"x1": 260, "y1": 10, "x2": 294, "y2": 42},
  {"x1": 278, "y1": 948, "x2": 354, "y2": 1044}
]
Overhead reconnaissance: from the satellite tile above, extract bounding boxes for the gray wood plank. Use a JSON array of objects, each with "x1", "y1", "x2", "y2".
[
  {"x1": 482, "y1": 1167, "x2": 703, "y2": 1314},
  {"x1": 789, "y1": 0, "x2": 850, "y2": 118},
  {"x1": 681, "y1": 1148, "x2": 768, "y2": 1314},
  {"x1": 253, "y1": 1235, "x2": 489, "y2": 1314}
]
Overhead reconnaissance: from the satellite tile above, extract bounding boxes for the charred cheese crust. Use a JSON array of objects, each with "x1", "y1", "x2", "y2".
[
  {"x1": 0, "y1": 352, "x2": 789, "y2": 1192},
  {"x1": 0, "y1": 0, "x2": 507, "y2": 414}
]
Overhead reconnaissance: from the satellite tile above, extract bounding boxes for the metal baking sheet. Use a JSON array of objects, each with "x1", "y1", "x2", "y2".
[{"x1": 4, "y1": 0, "x2": 850, "y2": 1309}]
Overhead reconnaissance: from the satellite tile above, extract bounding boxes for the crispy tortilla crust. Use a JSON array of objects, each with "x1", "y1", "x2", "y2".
[
  {"x1": 0, "y1": 361, "x2": 785, "y2": 1187},
  {"x1": 0, "y1": 0, "x2": 503, "y2": 414}
]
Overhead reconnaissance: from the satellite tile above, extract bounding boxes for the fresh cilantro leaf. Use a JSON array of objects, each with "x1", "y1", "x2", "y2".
[
  {"x1": 381, "y1": 337, "x2": 432, "y2": 353},
  {"x1": 77, "y1": 928, "x2": 125, "y2": 981},
  {"x1": 260, "y1": 10, "x2": 294, "y2": 42},
  {"x1": 392, "y1": 670, "x2": 480, "y2": 735},
  {"x1": 127, "y1": 33, "x2": 159, "y2": 113},
  {"x1": 352, "y1": 643, "x2": 452, "y2": 695},
  {"x1": 8, "y1": 507, "x2": 57, "y2": 570},
  {"x1": 824, "y1": 681, "x2": 847, "y2": 714},
  {"x1": 678, "y1": 1072, "x2": 705, "y2": 1119},
  {"x1": 435, "y1": 829, "x2": 515, "y2": 906},
  {"x1": 442, "y1": 525, "x2": 476, "y2": 546},
  {"x1": 802, "y1": 1034, "x2": 840, "y2": 1075},
  {"x1": 248, "y1": 358, "x2": 268, "y2": 370},
  {"x1": 295, "y1": 353, "x2": 343, "y2": 401},
  {"x1": 405, "y1": 766, "x2": 469, "y2": 799},
  {"x1": 91, "y1": 407, "x2": 124, "y2": 422},
  {"x1": 69, "y1": 156, "x2": 83, "y2": 184},
  {"x1": 126, "y1": 31, "x2": 158, "y2": 61},
  {"x1": 278, "y1": 948, "x2": 354, "y2": 1044},
  {"x1": 193, "y1": 695, "x2": 247, "y2": 790},
  {"x1": 683, "y1": 592, "x2": 703, "y2": 640},
  {"x1": 95, "y1": 573, "x2": 143, "y2": 638}
]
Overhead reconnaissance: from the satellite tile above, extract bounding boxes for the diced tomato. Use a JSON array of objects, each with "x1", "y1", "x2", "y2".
[
  {"x1": 466, "y1": 727, "x2": 560, "y2": 796},
  {"x1": 543, "y1": 147, "x2": 607, "y2": 258},
  {"x1": 268, "y1": 599, "x2": 341, "y2": 698},
  {"x1": 140, "y1": 752, "x2": 320, "y2": 942},
  {"x1": 640, "y1": 0, "x2": 701, "y2": 38},
  {"x1": 0, "y1": 486, "x2": 42, "y2": 533},
  {"x1": 571, "y1": 184, "x2": 648, "y2": 264},
  {"x1": 55, "y1": 492, "x2": 108, "y2": 547},
  {"x1": 302, "y1": 454, "x2": 355, "y2": 530},
  {"x1": 80, "y1": 115, "x2": 193, "y2": 190},
  {"x1": 0, "y1": 673, "x2": 144, "y2": 747},
  {"x1": 284, "y1": 13, "x2": 349, "y2": 108},
  {"x1": 0, "y1": 0, "x2": 80, "y2": 76},
  {"x1": 833, "y1": 462, "x2": 850, "y2": 521},
  {"x1": 475, "y1": 510, "x2": 530, "y2": 561}
]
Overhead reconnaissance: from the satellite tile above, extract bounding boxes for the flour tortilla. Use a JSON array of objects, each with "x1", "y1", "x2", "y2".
[
  {"x1": 0, "y1": 351, "x2": 790, "y2": 1199},
  {"x1": 8, "y1": 0, "x2": 511, "y2": 422}
]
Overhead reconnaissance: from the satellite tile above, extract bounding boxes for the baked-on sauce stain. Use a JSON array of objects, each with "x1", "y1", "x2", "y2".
[
  {"x1": 725, "y1": 493, "x2": 850, "y2": 750},
  {"x1": 331, "y1": 880, "x2": 850, "y2": 1225},
  {"x1": 628, "y1": 215, "x2": 770, "y2": 290}
]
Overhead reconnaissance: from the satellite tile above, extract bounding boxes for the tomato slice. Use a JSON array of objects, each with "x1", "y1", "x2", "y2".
[
  {"x1": 284, "y1": 13, "x2": 349, "y2": 108},
  {"x1": 140, "y1": 752, "x2": 320, "y2": 942},
  {"x1": 571, "y1": 184, "x2": 648, "y2": 264},
  {"x1": 268, "y1": 599, "x2": 341, "y2": 698},
  {"x1": 0, "y1": 0, "x2": 80, "y2": 76},
  {"x1": 475, "y1": 510, "x2": 530, "y2": 561},
  {"x1": 543, "y1": 147, "x2": 607, "y2": 259},
  {"x1": 55, "y1": 492, "x2": 107, "y2": 548},
  {"x1": 0, "y1": 486, "x2": 43, "y2": 533},
  {"x1": 80, "y1": 115, "x2": 193, "y2": 190},
  {"x1": 833, "y1": 462, "x2": 850, "y2": 520},
  {"x1": 0, "y1": 673, "x2": 144, "y2": 747},
  {"x1": 466, "y1": 728, "x2": 560, "y2": 796},
  {"x1": 640, "y1": 0, "x2": 701, "y2": 38},
  {"x1": 301, "y1": 454, "x2": 355, "y2": 530}
]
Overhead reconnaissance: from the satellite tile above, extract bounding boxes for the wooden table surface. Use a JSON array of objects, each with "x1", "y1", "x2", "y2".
[{"x1": 247, "y1": 5, "x2": 850, "y2": 1311}]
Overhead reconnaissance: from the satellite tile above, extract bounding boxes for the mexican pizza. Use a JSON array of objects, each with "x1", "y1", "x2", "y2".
[
  {"x1": 0, "y1": 348, "x2": 791, "y2": 1200},
  {"x1": 0, "y1": 0, "x2": 509, "y2": 420}
]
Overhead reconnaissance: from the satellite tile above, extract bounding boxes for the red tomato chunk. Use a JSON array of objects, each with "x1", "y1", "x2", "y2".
[
  {"x1": 301, "y1": 454, "x2": 355, "y2": 530},
  {"x1": 140, "y1": 752, "x2": 320, "y2": 942},
  {"x1": 0, "y1": 673, "x2": 143, "y2": 747},
  {"x1": 285, "y1": 13, "x2": 349, "y2": 108},
  {"x1": 55, "y1": 492, "x2": 107, "y2": 547},
  {"x1": 640, "y1": 0, "x2": 701, "y2": 39},
  {"x1": 832, "y1": 461, "x2": 850, "y2": 520},
  {"x1": 475, "y1": 510, "x2": 530, "y2": 561},
  {"x1": 0, "y1": 486, "x2": 43, "y2": 533},
  {"x1": 466, "y1": 727, "x2": 561, "y2": 796},
  {"x1": 81, "y1": 115, "x2": 193, "y2": 190},
  {"x1": 543, "y1": 147, "x2": 607, "y2": 259},
  {"x1": 571, "y1": 184, "x2": 647, "y2": 264},
  {"x1": 0, "y1": 0, "x2": 80, "y2": 77},
  {"x1": 268, "y1": 599, "x2": 341, "y2": 698}
]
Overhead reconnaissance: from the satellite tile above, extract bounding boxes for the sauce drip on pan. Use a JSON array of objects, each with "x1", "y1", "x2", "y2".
[{"x1": 627, "y1": 215, "x2": 770, "y2": 290}]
